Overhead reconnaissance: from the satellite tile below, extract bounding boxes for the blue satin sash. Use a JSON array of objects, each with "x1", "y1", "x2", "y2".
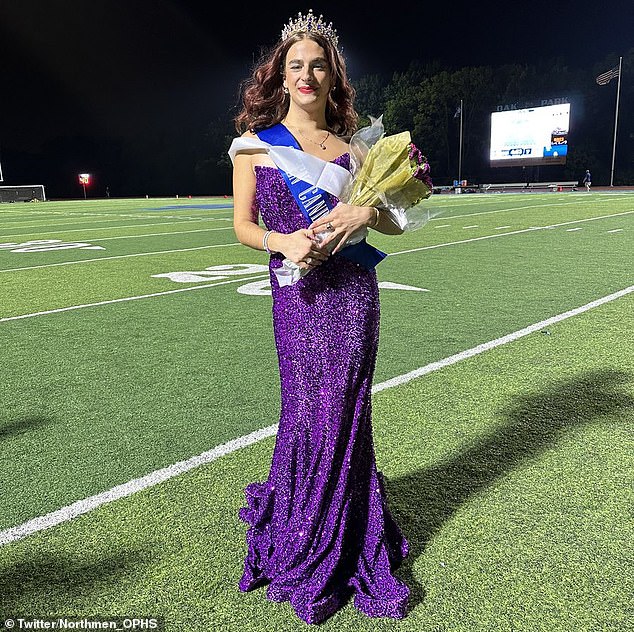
[{"x1": 257, "y1": 123, "x2": 387, "y2": 270}]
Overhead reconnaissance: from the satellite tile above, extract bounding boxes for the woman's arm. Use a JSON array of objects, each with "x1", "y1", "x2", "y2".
[
  {"x1": 308, "y1": 203, "x2": 403, "y2": 255},
  {"x1": 232, "y1": 140, "x2": 330, "y2": 269},
  {"x1": 232, "y1": 151, "x2": 273, "y2": 250}
]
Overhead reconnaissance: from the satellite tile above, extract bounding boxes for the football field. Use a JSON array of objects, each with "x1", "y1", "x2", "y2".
[{"x1": 0, "y1": 192, "x2": 632, "y2": 631}]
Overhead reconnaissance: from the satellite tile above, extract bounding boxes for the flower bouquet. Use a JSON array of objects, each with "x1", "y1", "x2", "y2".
[
  {"x1": 277, "y1": 116, "x2": 440, "y2": 285},
  {"x1": 341, "y1": 115, "x2": 434, "y2": 228}
]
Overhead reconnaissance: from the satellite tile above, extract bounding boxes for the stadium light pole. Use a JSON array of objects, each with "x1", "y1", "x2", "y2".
[
  {"x1": 458, "y1": 98, "x2": 464, "y2": 185},
  {"x1": 78, "y1": 173, "x2": 91, "y2": 199},
  {"x1": 609, "y1": 56, "x2": 623, "y2": 187}
]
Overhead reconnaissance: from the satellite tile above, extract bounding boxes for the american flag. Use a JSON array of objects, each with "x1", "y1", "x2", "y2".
[{"x1": 596, "y1": 65, "x2": 620, "y2": 85}]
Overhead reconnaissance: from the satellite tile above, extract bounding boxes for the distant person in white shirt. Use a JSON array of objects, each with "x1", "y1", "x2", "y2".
[{"x1": 582, "y1": 169, "x2": 592, "y2": 193}]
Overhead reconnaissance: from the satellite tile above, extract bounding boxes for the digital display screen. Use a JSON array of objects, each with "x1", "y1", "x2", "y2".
[{"x1": 490, "y1": 103, "x2": 570, "y2": 166}]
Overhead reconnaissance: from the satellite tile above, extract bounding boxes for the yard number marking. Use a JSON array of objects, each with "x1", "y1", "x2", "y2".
[
  {"x1": 153, "y1": 264, "x2": 430, "y2": 295},
  {"x1": 0, "y1": 239, "x2": 105, "y2": 252}
]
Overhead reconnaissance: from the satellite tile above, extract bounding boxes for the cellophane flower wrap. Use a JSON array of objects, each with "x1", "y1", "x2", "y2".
[
  {"x1": 281, "y1": 116, "x2": 439, "y2": 285},
  {"x1": 339, "y1": 115, "x2": 436, "y2": 230}
]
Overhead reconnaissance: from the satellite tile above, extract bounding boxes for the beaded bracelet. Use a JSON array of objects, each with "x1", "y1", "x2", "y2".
[{"x1": 263, "y1": 229, "x2": 274, "y2": 254}]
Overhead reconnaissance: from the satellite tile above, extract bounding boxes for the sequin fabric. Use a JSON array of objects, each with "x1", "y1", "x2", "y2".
[{"x1": 238, "y1": 153, "x2": 409, "y2": 624}]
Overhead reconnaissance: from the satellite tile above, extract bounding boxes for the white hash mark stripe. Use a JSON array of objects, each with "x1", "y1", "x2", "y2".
[
  {"x1": 0, "y1": 274, "x2": 269, "y2": 323},
  {"x1": 0, "y1": 284, "x2": 632, "y2": 546}
]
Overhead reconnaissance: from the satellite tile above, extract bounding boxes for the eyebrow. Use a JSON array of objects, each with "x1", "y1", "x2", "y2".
[{"x1": 287, "y1": 57, "x2": 329, "y2": 64}]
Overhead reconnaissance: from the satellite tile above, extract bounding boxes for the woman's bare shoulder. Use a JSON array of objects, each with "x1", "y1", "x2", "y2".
[
  {"x1": 332, "y1": 135, "x2": 350, "y2": 156},
  {"x1": 236, "y1": 129, "x2": 275, "y2": 169}
]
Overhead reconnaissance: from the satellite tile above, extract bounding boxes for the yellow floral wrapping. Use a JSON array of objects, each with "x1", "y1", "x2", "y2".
[
  {"x1": 345, "y1": 131, "x2": 432, "y2": 210},
  {"x1": 337, "y1": 117, "x2": 437, "y2": 231}
]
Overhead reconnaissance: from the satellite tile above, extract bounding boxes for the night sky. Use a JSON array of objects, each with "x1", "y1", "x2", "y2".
[{"x1": 0, "y1": 0, "x2": 631, "y2": 197}]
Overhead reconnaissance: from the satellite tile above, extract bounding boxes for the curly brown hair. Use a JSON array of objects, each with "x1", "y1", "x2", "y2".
[{"x1": 234, "y1": 32, "x2": 358, "y2": 137}]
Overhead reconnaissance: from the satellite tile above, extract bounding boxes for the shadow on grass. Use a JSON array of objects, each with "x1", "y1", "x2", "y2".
[
  {"x1": 0, "y1": 417, "x2": 51, "y2": 440},
  {"x1": 387, "y1": 369, "x2": 634, "y2": 610},
  {"x1": 0, "y1": 547, "x2": 156, "y2": 615}
]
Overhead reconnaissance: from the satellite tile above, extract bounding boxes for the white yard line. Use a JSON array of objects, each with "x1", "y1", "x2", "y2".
[
  {"x1": 0, "y1": 216, "x2": 227, "y2": 232},
  {"x1": 389, "y1": 210, "x2": 634, "y2": 256},
  {"x1": 0, "y1": 242, "x2": 242, "y2": 274},
  {"x1": 566, "y1": 228, "x2": 583, "y2": 232},
  {"x1": 2, "y1": 221, "x2": 232, "y2": 240},
  {"x1": 89, "y1": 227, "x2": 232, "y2": 241},
  {"x1": 1, "y1": 283, "x2": 631, "y2": 546},
  {"x1": 1, "y1": 217, "x2": 185, "y2": 230},
  {"x1": 0, "y1": 274, "x2": 269, "y2": 323},
  {"x1": 607, "y1": 229, "x2": 624, "y2": 233},
  {"x1": 430, "y1": 200, "x2": 592, "y2": 221},
  {"x1": 373, "y1": 285, "x2": 633, "y2": 392}
]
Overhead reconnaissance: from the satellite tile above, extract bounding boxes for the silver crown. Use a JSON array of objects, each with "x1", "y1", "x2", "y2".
[{"x1": 281, "y1": 9, "x2": 340, "y2": 50}]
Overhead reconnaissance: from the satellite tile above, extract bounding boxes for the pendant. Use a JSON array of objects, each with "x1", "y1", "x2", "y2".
[{"x1": 320, "y1": 143, "x2": 326, "y2": 150}]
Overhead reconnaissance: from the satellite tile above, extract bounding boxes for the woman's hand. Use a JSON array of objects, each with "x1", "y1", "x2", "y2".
[
  {"x1": 308, "y1": 204, "x2": 376, "y2": 254},
  {"x1": 270, "y1": 229, "x2": 330, "y2": 270}
]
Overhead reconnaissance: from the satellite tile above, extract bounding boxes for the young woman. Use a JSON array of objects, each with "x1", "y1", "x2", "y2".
[{"x1": 229, "y1": 10, "x2": 409, "y2": 624}]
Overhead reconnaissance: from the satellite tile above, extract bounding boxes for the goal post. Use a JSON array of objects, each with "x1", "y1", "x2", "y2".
[{"x1": 0, "y1": 185, "x2": 47, "y2": 202}]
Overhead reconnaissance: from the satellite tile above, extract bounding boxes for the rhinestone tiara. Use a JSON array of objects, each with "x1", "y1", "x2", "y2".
[{"x1": 281, "y1": 9, "x2": 340, "y2": 51}]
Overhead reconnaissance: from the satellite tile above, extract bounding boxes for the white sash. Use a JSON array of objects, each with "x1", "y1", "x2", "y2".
[{"x1": 227, "y1": 137, "x2": 352, "y2": 198}]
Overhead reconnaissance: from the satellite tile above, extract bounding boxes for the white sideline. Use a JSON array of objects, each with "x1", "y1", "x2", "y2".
[
  {"x1": 0, "y1": 274, "x2": 269, "y2": 323},
  {"x1": 0, "y1": 284, "x2": 632, "y2": 546}
]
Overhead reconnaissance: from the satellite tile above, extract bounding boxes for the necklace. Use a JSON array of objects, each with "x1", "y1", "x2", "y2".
[{"x1": 291, "y1": 125, "x2": 330, "y2": 150}]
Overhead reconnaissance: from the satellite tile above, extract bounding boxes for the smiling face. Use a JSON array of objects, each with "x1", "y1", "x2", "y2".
[{"x1": 283, "y1": 37, "x2": 332, "y2": 113}]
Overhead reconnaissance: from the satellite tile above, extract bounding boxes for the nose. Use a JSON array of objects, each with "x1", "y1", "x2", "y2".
[{"x1": 301, "y1": 66, "x2": 315, "y2": 82}]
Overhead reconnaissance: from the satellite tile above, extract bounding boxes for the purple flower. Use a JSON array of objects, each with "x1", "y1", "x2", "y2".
[{"x1": 408, "y1": 142, "x2": 432, "y2": 188}]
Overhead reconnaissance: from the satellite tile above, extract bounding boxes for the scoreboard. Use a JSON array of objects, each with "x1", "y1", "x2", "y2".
[{"x1": 490, "y1": 103, "x2": 570, "y2": 167}]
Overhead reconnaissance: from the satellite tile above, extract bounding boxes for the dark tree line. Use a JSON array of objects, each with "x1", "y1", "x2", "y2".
[
  {"x1": 352, "y1": 49, "x2": 633, "y2": 186},
  {"x1": 6, "y1": 50, "x2": 629, "y2": 199}
]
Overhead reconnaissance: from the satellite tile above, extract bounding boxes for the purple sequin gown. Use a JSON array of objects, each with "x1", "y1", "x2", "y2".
[{"x1": 238, "y1": 153, "x2": 409, "y2": 624}]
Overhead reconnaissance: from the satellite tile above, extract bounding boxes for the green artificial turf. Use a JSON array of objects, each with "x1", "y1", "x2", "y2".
[
  {"x1": 0, "y1": 193, "x2": 632, "y2": 630},
  {"x1": 0, "y1": 292, "x2": 631, "y2": 631}
]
